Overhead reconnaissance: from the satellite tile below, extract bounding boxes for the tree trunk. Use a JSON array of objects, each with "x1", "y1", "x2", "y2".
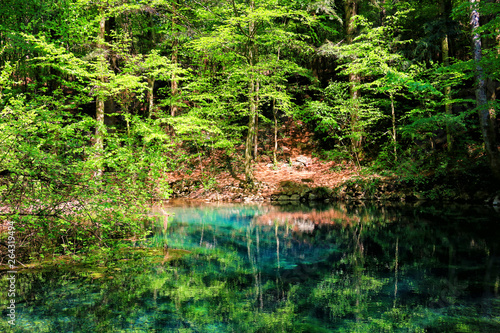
[
  {"x1": 147, "y1": 77, "x2": 155, "y2": 119},
  {"x1": 443, "y1": 35, "x2": 453, "y2": 151},
  {"x1": 170, "y1": 3, "x2": 178, "y2": 117},
  {"x1": 245, "y1": 76, "x2": 257, "y2": 185},
  {"x1": 272, "y1": 48, "x2": 280, "y2": 165},
  {"x1": 471, "y1": 0, "x2": 500, "y2": 180},
  {"x1": 253, "y1": 80, "x2": 259, "y2": 159},
  {"x1": 345, "y1": 0, "x2": 362, "y2": 160},
  {"x1": 380, "y1": 0, "x2": 387, "y2": 25},
  {"x1": 440, "y1": 0, "x2": 453, "y2": 151},
  {"x1": 391, "y1": 93, "x2": 397, "y2": 161},
  {"x1": 94, "y1": 15, "x2": 106, "y2": 178},
  {"x1": 244, "y1": 0, "x2": 257, "y2": 185},
  {"x1": 273, "y1": 97, "x2": 278, "y2": 165}
]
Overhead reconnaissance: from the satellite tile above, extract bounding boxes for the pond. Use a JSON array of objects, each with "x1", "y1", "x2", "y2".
[{"x1": 1, "y1": 201, "x2": 500, "y2": 332}]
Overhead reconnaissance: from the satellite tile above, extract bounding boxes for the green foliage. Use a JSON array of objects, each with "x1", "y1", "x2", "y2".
[
  {"x1": 0, "y1": 2, "x2": 178, "y2": 260},
  {"x1": 0, "y1": 85, "x2": 169, "y2": 258},
  {"x1": 1, "y1": 0, "x2": 500, "y2": 261},
  {"x1": 300, "y1": 81, "x2": 382, "y2": 162}
]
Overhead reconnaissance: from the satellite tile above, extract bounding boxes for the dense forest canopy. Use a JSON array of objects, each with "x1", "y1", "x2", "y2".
[{"x1": 0, "y1": 0, "x2": 499, "y2": 258}]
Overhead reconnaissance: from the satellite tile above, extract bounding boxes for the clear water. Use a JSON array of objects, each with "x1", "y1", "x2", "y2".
[{"x1": 1, "y1": 202, "x2": 500, "y2": 332}]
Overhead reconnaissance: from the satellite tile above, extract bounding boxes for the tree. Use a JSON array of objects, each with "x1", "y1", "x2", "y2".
[
  {"x1": 0, "y1": 0, "x2": 181, "y2": 259},
  {"x1": 439, "y1": 0, "x2": 454, "y2": 151},
  {"x1": 189, "y1": 0, "x2": 314, "y2": 185},
  {"x1": 318, "y1": 13, "x2": 415, "y2": 163},
  {"x1": 470, "y1": 0, "x2": 500, "y2": 180},
  {"x1": 345, "y1": 0, "x2": 363, "y2": 160}
]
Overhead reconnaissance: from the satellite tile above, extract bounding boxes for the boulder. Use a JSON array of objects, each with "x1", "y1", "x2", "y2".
[
  {"x1": 291, "y1": 155, "x2": 312, "y2": 169},
  {"x1": 278, "y1": 195, "x2": 290, "y2": 201},
  {"x1": 313, "y1": 186, "x2": 333, "y2": 199}
]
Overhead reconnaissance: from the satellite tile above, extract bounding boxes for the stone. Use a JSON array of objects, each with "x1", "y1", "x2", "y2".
[
  {"x1": 313, "y1": 186, "x2": 333, "y2": 199},
  {"x1": 290, "y1": 194, "x2": 301, "y2": 201},
  {"x1": 295, "y1": 155, "x2": 311, "y2": 166},
  {"x1": 300, "y1": 188, "x2": 311, "y2": 197},
  {"x1": 291, "y1": 155, "x2": 312, "y2": 169},
  {"x1": 278, "y1": 195, "x2": 290, "y2": 201}
]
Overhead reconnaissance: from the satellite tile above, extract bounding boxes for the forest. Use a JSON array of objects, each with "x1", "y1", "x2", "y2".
[{"x1": 0, "y1": 0, "x2": 500, "y2": 260}]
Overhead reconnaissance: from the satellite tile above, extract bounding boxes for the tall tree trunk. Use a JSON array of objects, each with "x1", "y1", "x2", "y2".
[
  {"x1": 147, "y1": 77, "x2": 155, "y2": 119},
  {"x1": 471, "y1": 0, "x2": 500, "y2": 180},
  {"x1": 95, "y1": 14, "x2": 106, "y2": 178},
  {"x1": 244, "y1": 0, "x2": 257, "y2": 185},
  {"x1": 272, "y1": 48, "x2": 280, "y2": 165},
  {"x1": 245, "y1": 75, "x2": 257, "y2": 184},
  {"x1": 253, "y1": 80, "x2": 259, "y2": 159},
  {"x1": 273, "y1": 97, "x2": 278, "y2": 165},
  {"x1": 170, "y1": 3, "x2": 178, "y2": 117},
  {"x1": 440, "y1": 0, "x2": 453, "y2": 151},
  {"x1": 146, "y1": 11, "x2": 156, "y2": 119},
  {"x1": 485, "y1": 0, "x2": 499, "y2": 160},
  {"x1": 345, "y1": 0, "x2": 362, "y2": 160},
  {"x1": 380, "y1": 0, "x2": 387, "y2": 25},
  {"x1": 390, "y1": 93, "x2": 397, "y2": 161}
]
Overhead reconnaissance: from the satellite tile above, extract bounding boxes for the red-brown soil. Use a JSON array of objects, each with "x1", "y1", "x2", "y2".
[{"x1": 165, "y1": 120, "x2": 361, "y2": 201}]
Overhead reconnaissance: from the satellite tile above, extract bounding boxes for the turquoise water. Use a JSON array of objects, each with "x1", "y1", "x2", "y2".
[{"x1": 2, "y1": 202, "x2": 500, "y2": 332}]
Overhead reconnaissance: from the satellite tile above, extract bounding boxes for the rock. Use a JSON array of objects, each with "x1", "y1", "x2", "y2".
[
  {"x1": 291, "y1": 155, "x2": 312, "y2": 169},
  {"x1": 313, "y1": 186, "x2": 333, "y2": 199},
  {"x1": 279, "y1": 181, "x2": 311, "y2": 196},
  {"x1": 290, "y1": 194, "x2": 300, "y2": 201},
  {"x1": 296, "y1": 155, "x2": 311, "y2": 166},
  {"x1": 386, "y1": 193, "x2": 400, "y2": 201},
  {"x1": 308, "y1": 193, "x2": 317, "y2": 201},
  {"x1": 300, "y1": 188, "x2": 312, "y2": 197},
  {"x1": 278, "y1": 195, "x2": 290, "y2": 201}
]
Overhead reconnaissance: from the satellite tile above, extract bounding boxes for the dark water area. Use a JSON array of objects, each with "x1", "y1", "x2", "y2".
[{"x1": 1, "y1": 202, "x2": 500, "y2": 332}]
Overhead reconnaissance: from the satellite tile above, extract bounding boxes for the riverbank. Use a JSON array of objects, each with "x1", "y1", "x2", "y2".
[{"x1": 166, "y1": 157, "x2": 500, "y2": 205}]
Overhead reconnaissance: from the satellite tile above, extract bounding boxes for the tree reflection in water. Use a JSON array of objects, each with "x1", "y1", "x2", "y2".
[{"x1": 1, "y1": 202, "x2": 499, "y2": 332}]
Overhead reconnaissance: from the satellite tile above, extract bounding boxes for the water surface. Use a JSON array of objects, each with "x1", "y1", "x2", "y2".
[{"x1": 1, "y1": 202, "x2": 499, "y2": 332}]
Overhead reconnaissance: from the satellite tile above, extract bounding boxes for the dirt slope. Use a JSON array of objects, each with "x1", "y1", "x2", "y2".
[{"x1": 166, "y1": 120, "x2": 360, "y2": 201}]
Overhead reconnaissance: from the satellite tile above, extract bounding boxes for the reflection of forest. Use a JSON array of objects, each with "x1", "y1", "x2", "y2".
[
  {"x1": 3, "y1": 204, "x2": 499, "y2": 332},
  {"x1": 256, "y1": 205, "x2": 379, "y2": 231},
  {"x1": 257, "y1": 208, "x2": 360, "y2": 232}
]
